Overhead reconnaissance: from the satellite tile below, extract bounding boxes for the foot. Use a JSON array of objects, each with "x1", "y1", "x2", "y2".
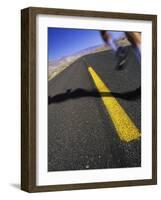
[{"x1": 115, "y1": 46, "x2": 129, "y2": 70}]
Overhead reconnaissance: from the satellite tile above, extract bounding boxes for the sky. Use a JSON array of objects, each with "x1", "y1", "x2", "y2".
[{"x1": 48, "y1": 28, "x2": 105, "y2": 61}]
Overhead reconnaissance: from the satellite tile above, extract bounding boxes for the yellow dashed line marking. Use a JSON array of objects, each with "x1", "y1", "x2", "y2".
[{"x1": 88, "y1": 66, "x2": 141, "y2": 142}]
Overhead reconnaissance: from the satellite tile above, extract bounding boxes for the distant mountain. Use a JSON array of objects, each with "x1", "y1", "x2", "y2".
[
  {"x1": 48, "y1": 38, "x2": 131, "y2": 80},
  {"x1": 48, "y1": 44, "x2": 110, "y2": 80}
]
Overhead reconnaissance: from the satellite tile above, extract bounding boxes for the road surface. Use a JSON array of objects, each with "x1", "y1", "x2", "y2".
[{"x1": 48, "y1": 46, "x2": 141, "y2": 171}]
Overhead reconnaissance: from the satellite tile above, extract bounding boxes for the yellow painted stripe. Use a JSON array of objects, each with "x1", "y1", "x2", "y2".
[{"x1": 88, "y1": 66, "x2": 141, "y2": 142}]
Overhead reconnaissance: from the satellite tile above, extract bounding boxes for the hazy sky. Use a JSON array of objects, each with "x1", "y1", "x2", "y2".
[{"x1": 48, "y1": 28, "x2": 104, "y2": 61}]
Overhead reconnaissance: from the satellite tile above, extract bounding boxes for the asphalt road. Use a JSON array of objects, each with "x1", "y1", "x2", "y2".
[{"x1": 48, "y1": 46, "x2": 141, "y2": 171}]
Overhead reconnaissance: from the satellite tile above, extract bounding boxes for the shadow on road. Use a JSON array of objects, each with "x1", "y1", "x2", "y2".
[{"x1": 48, "y1": 87, "x2": 141, "y2": 104}]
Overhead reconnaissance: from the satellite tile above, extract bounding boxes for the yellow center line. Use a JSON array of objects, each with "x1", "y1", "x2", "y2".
[{"x1": 88, "y1": 66, "x2": 141, "y2": 142}]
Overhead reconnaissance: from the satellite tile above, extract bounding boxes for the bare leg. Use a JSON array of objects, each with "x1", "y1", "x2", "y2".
[
  {"x1": 125, "y1": 32, "x2": 141, "y2": 62},
  {"x1": 100, "y1": 31, "x2": 118, "y2": 51}
]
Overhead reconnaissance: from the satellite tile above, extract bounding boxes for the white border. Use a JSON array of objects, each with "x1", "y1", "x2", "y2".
[{"x1": 36, "y1": 14, "x2": 152, "y2": 186}]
